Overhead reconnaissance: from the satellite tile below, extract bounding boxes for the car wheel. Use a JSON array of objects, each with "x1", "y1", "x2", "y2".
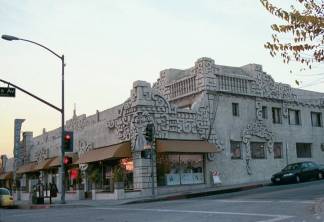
[
  {"x1": 318, "y1": 172, "x2": 323, "y2": 180},
  {"x1": 295, "y1": 175, "x2": 300, "y2": 183}
]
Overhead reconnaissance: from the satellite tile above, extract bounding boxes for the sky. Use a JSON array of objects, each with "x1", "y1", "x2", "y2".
[{"x1": 1, "y1": 0, "x2": 323, "y2": 158}]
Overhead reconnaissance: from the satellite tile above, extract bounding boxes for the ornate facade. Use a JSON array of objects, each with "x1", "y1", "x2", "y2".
[{"x1": 16, "y1": 57, "x2": 324, "y2": 200}]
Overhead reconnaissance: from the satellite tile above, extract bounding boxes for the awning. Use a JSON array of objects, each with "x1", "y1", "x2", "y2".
[
  {"x1": 0, "y1": 171, "x2": 13, "y2": 180},
  {"x1": 33, "y1": 158, "x2": 56, "y2": 171},
  {"x1": 16, "y1": 162, "x2": 37, "y2": 174},
  {"x1": 77, "y1": 142, "x2": 131, "y2": 164},
  {"x1": 48, "y1": 153, "x2": 79, "y2": 168},
  {"x1": 156, "y1": 140, "x2": 220, "y2": 153}
]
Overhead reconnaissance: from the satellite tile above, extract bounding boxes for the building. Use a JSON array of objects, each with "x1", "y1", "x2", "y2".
[
  {"x1": 14, "y1": 57, "x2": 324, "y2": 201},
  {"x1": 0, "y1": 155, "x2": 14, "y2": 190}
]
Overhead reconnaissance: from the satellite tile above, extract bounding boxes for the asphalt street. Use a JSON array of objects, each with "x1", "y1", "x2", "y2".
[{"x1": 2, "y1": 180, "x2": 324, "y2": 222}]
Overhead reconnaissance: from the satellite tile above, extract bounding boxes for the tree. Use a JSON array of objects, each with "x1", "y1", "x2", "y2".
[{"x1": 260, "y1": 0, "x2": 324, "y2": 69}]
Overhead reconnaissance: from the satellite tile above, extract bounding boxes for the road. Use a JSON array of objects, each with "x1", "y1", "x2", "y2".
[{"x1": 2, "y1": 180, "x2": 324, "y2": 222}]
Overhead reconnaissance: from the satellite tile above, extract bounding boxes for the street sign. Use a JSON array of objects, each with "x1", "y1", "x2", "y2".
[{"x1": 0, "y1": 87, "x2": 15, "y2": 97}]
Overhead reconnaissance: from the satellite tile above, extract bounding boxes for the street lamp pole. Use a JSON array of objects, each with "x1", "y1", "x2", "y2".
[{"x1": 2, "y1": 34, "x2": 66, "y2": 204}]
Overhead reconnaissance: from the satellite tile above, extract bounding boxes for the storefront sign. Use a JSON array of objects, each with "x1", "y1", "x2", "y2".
[
  {"x1": 212, "y1": 170, "x2": 222, "y2": 184},
  {"x1": 166, "y1": 174, "x2": 180, "y2": 185}
]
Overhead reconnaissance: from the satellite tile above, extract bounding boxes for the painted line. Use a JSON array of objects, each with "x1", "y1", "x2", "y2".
[
  {"x1": 211, "y1": 199, "x2": 315, "y2": 204},
  {"x1": 217, "y1": 199, "x2": 273, "y2": 203},
  {"x1": 278, "y1": 200, "x2": 315, "y2": 204},
  {"x1": 94, "y1": 207, "x2": 294, "y2": 222}
]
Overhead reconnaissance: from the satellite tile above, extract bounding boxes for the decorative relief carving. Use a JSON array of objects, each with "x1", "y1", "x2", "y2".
[
  {"x1": 34, "y1": 147, "x2": 49, "y2": 162},
  {"x1": 282, "y1": 102, "x2": 289, "y2": 118},
  {"x1": 242, "y1": 120, "x2": 274, "y2": 151},
  {"x1": 78, "y1": 139, "x2": 94, "y2": 155},
  {"x1": 251, "y1": 72, "x2": 297, "y2": 101},
  {"x1": 241, "y1": 120, "x2": 274, "y2": 175},
  {"x1": 255, "y1": 99, "x2": 263, "y2": 120},
  {"x1": 66, "y1": 114, "x2": 87, "y2": 131},
  {"x1": 193, "y1": 57, "x2": 215, "y2": 76},
  {"x1": 107, "y1": 82, "x2": 222, "y2": 154}
]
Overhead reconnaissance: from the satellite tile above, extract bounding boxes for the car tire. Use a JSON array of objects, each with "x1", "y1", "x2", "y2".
[
  {"x1": 318, "y1": 172, "x2": 323, "y2": 180},
  {"x1": 295, "y1": 175, "x2": 300, "y2": 183}
]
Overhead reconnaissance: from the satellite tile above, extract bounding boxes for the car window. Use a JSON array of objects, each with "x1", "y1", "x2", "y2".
[
  {"x1": 308, "y1": 162, "x2": 317, "y2": 168},
  {"x1": 283, "y1": 163, "x2": 301, "y2": 171},
  {"x1": 301, "y1": 163, "x2": 309, "y2": 168},
  {"x1": 0, "y1": 188, "x2": 10, "y2": 195}
]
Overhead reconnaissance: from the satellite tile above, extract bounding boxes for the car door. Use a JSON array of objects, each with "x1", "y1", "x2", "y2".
[
  {"x1": 307, "y1": 162, "x2": 319, "y2": 179},
  {"x1": 300, "y1": 162, "x2": 312, "y2": 181}
]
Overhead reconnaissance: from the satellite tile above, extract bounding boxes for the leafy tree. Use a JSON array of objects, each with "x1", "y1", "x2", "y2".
[{"x1": 260, "y1": 0, "x2": 323, "y2": 69}]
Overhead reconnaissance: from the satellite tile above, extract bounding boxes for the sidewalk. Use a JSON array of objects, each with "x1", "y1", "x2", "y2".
[{"x1": 15, "y1": 180, "x2": 270, "y2": 209}]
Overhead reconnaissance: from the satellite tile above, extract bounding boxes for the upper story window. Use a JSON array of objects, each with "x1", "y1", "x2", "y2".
[
  {"x1": 251, "y1": 142, "x2": 266, "y2": 159},
  {"x1": 311, "y1": 112, "x2": 322, "y2": 127},
  {"x1": 273, "y1": 142, "x2": 283, "y2": 159},
  {"x1": 288, "y1": 109, "x2": 301, "y2": 125},
  {"x1": 296, "y1": 143, "x2": 312, "y2": 158},
  {"x1": 232, "y1": 103, "x2": 239, "y2": 116},
  {"x1": 262, "y1": 106, "x2": 268, "y2": 119},
  {"x1": 272, "y1": 107, "x2": 282, "y2": 124},
  {"x1": 230, "y1": 141, "x2": 242, "y2": 159}
]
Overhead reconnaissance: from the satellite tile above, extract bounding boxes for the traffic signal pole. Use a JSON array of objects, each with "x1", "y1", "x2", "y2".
[{"x1": 1, "y1": 34, "x2": 66, "y2": 204}]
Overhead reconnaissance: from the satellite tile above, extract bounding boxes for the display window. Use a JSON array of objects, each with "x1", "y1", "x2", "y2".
[{"x1": 157, "y1": 153, "x2": 204, "y2": 186}]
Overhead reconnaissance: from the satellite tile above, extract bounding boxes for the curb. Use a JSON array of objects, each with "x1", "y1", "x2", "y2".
[
  {"x1": 125, "y1": 183, "x2": 270, "y2": 205},
  {"x1": 15, "y1": 182, "x2": 270, "y2": 209},
  {"x1": 16, "y1": 203, "x2": 91, "y2": 209}
]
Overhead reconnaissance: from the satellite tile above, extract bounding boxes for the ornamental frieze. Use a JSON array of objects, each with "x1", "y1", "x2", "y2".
[
  {"x1": 34, "y1": 147, "x2": 49, "y2": 162},
  {"x1": 106, "y1": 82, "x2": 220, "y2": 151},
  {"x1": 251, "y1": 72, "x2": 297, "y2": 101}
]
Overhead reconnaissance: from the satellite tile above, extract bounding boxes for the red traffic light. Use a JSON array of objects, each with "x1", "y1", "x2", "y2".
[
  {"x1": 70, "y1": 169, "x2": 79, "y2": 180},
  {"x1": 63, "y1": 131, "x2": 73, "y2": 152},
  {"x1": 65, "y1": 134, "x2": 71, "y2": 140},
  {"x1": 64, "y1": 156, "x2": 72, "y2": 165}
]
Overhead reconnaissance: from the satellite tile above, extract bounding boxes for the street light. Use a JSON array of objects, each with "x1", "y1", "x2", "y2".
[{"x1": 2, "y1": 34, "x2": 66, "y2": 204}]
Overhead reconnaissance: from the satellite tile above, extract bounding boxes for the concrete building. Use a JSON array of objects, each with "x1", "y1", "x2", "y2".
[{"x1": 14, "y1": 57, "x2": 324, "y2": 201}]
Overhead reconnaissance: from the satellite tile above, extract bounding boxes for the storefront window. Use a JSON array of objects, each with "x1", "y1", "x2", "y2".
[
  {"x1": 157, "y1": 153, "x2": 204, "y2": 186},
  {"x1": 121, "y1": 158, "x2": 134, "y2": 190}
]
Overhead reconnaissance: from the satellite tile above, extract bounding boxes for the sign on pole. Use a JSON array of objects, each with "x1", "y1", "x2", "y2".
[{"x1": 0, "y1": 87, "x2": 16, "y2": 97}]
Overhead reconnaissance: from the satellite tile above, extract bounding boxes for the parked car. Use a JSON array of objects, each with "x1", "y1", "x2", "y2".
[
  {"x1": 0, "y1": 188, "x2": 14, "y2": 207},
  {"x1": 271, "y1": 161, "x2": 323, "y2": 184}
]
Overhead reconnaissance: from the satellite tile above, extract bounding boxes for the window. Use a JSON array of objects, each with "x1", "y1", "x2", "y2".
[
  {"x1": 296, "y1": 143, "x2": 312, "y2": 158},
  {"x1": 251, "y1": 142, "x2": 266, "y2": 159},
  {"x1": 232, "y1": 103, "x2": 239, "y2": 116},
  {"x1": 272, "y1": 108, "x2": 282, "y2": 124},
  {"x1": 262, "y1": 106, "x2": 268, "y2": 119},
  {"x1": 311, "y1": 112, "x2": 322, "y2": 127},
  {"x1": 230, "y1": 141, "x2": 242, "y2": 159},
  {"x1": 157, "y1": 154, "x2": 204, "y2": 186},
  {"x1": 288, "y1": 109, "x2": 301, "y2": 125},
  {"x1": 273, "y1": 143, "x2": 283, "y2": 159}
]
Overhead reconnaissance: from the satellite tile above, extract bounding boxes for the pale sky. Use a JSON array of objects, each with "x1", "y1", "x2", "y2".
[{"x1": 1, "y1": 0, "x2": 323, "y2": 157}]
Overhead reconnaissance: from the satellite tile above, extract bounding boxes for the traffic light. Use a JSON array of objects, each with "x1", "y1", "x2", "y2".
[
  {"x1": 63, "y1": 131, "x2": 73, "y2": 152},
  {"x1": 144, "y1": 124, "x2": 154, "y2": 143},
  {"x1": 63, "y1": 156, "x2": 73, "y2": 165},
  {"x1": 70, "y1": 169, "x2": 79, "y2": 180}
]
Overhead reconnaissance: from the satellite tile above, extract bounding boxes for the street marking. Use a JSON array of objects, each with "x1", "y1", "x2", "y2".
[
  {"x1": 94, "y1": 207, "x2": 294, "y2": 222},
  {"x1": 217, "y1": 199, "x2": 273, "y2": 203},
  {"x1": 209, "y1": 199, "x2": 315, "y2": 204}
]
